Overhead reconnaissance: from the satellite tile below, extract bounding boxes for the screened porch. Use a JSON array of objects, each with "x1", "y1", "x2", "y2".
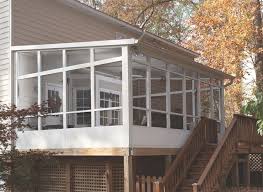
[{"x1": 12, "y1": 39, "x2": 226, "y2": 150}]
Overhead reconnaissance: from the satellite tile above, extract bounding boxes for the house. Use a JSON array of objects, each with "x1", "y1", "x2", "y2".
[{"x1": 0, "y1": 0, "x2": 262, "y2": 191}]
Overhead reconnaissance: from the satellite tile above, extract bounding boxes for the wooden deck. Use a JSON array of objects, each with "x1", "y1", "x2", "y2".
[{"x1": 161, "y1": 115, "x2": 263, "y2": 192}]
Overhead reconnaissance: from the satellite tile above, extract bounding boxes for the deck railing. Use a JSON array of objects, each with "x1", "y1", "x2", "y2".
[
  {"x1": 193, "y1": 115, "x2": 259, "y2": 192},
  {"x1": 162, "y1": 117, "x2": 218, "y2": 192},
  {"x1": 136, "y1": 175, "x2": 163, "y2": 192},
  {"x1": 221, "y1": 187, "x2": 263, "y2": 192}
]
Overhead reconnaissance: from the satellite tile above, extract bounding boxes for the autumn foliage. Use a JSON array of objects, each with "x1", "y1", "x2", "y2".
[
  {"x1": 189, "y1": 0, "x2": 262, "y2": 123},
  {"x1": 0, "y1": 103, "x2": 55, "y2": 191}
]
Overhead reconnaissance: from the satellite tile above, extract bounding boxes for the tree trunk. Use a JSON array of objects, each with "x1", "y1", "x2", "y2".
[{"x1": 253, "y1": 0, "x2": 263, "y2": 92}]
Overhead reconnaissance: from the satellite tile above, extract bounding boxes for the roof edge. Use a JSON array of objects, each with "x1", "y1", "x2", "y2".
[
  {"x1": 11, "y1": 39, "x2": 138, "y2": 51},
  {"x1": 194, "y1": 62, "x2": 235, "y2": 80}
]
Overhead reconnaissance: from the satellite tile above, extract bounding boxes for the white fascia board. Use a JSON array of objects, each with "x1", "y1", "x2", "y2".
[{"x1": 11, "y1": 39, "x2": 138, "y2": 51}]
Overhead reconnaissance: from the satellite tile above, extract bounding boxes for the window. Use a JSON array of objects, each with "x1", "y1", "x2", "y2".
[
  {"x1": 16, "y1": 47, "x2": 124, "y2": 130},
  {"x1": 47, "y1": 85, "x2": 62, "y2": 113},
  {"x1": 132, "y1": 61, "x2": 147, "y2": 126},
  {"x1": 66, "y1": 68, "x2": 91, "y2": 128},
  {"x1": 75, "y1": 89, "x2": 91, "y2": 126},
  {"x1": 99, "y1": 91, "x2": 120, "y2": 126},
  {"x1": 95, "y1": 62, "x2": 122, "y2": 126}
]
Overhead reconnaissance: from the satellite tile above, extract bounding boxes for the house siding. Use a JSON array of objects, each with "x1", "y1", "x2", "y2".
[
  {"x1": 12, "y1": 0, "x2": 131, "y2": 45},
  {"x1": 0, "y1": 0, "x2": 10, "y2": 103}
]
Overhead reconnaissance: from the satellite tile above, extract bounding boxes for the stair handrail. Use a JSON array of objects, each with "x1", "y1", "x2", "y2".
[
  {"x1": 163, "y1": 117, "x2": 217, "y2": 192},
  {"x1": 193, "y1": 114, "x2": 258, "y2": 192}
]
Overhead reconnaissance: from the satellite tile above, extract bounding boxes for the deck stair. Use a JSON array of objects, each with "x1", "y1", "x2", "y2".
[
  {"x1": 177, "y1": 144, "x2": 216, "y2": 192},
  {"x1": 163, "y1": 115, "x2": 262, "y2": 192}
]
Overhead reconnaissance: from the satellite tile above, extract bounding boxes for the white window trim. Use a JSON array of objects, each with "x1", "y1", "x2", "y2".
[
  {"x1": 73, "y1": 87, "x2": 91, "y2": 127},
  {"x1": 97, "y1": 88, "x2": 121, "y2": 126},
  {"x1": 15, "y1": 46, "x2": 125, "y2": 131}
]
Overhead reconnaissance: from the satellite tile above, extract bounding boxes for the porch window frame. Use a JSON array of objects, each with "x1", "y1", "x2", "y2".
[
  {"x1": 131, "y1": 54, "x2": 224, "y2": 130},
  {"x1": 14, "y1": 43, "x2": 129, "y2": 130}
]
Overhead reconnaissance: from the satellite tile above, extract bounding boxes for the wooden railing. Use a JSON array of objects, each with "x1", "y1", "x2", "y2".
[
  {"x1": 222, "y1": 187, "x2": 263, "y2": 192},
  {"x1": 136, "y1": 175, "x2": 163, "y2": 192},
  {"x1": 193, "y1": 115, "x2": 259, "y2": 192},
  {"x1": 163, "y1": 117, "x2": 218, "y2": 192}
]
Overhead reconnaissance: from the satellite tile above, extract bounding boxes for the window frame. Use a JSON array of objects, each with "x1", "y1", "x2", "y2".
[
  {"x1": 14, "y1": 46, "x2": 125, "y2": 130},
  {"x1": 98, "y1": 88, "x2": 121, "y2": 126}
]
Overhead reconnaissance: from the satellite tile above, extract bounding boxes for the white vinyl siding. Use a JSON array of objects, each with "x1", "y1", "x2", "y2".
[
  {"x1": 0, "y1": 0, "x2": 10, "y2": 103},
  {"x1": 12, "y1": 0, "x2": 128, "y2": 45}
]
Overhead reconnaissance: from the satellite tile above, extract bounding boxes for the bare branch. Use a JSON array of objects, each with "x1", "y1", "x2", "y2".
[{"x1": 139, "y1": 0, "x2": 156, "y2": 29}]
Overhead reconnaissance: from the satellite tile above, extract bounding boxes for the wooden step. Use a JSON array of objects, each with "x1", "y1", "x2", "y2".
[{"x1": 177, "y1": 144, "x2": 217, "y2": 192}]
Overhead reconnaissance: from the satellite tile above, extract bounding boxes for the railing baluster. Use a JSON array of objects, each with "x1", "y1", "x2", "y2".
[
  {"x1": 194, "y1": 115, "x2": 259, "y2": 192},
  {"x1": 163, "y1": 118, "x2": 218, "y2": 192},
  {"x1": 147, "y1": 176, "x2": 151, "y2": 192}
]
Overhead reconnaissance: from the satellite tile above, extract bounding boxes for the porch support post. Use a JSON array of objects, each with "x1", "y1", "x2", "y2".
[
  {"x1": 146, "y1": 56, "x2": 151, "y2": 128},
  {"x1": 220, "y1": 80, "x2": 225, "y2": 134},
  {"x1": 192, "y1": 79, "x2": 196, "y2": 120},
  {"x1": 209, "y1": 78, "x2": 214, "y2": 119},
  {"x1": 197, "y1": 73, "x2": 201, "y2": 118},
  {"x1": 122, "y1": 46, "x2": 134, "y2": 192},
  {"x1": 37, "y1": 51, "x2": 42, "y2": 130},
  {"x1": 124, "y1": 156, "x2": 135, "y2": 192},
  {"x1": 90, "y1": 48, "x2": 95, "y2": 128},
  {"x1": 62, "y1": 50, "x2": 67, "y2": 129},
  {"x1": 183, "y1": 70, "x2": 187, "y2": 130},
  {"x1": 166, "y1": 66, "x2": 170, "y2": 129}
]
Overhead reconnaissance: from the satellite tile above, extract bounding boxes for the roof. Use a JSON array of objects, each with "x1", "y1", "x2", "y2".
[
  {"x1": 54, "y1": 0, "x2": 234, "y2": 80},
  {"x1": 58, "y1": 0, "x2": 199, "y2": 58}
]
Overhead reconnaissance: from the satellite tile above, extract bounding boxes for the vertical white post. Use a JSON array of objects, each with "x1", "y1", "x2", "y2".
[
  {"x1": 14, "y1": 52, "x2": 19, "y2": 107},
  {"x1": 90, "y1": 48, "x2": 95, "y2": 128},
  {"x1": 166, "y1": 66, "x2": 170, "y2": 129},
  {"x1": 183, "y1": 70, "x2": 187, "y2": 130},
  {"x1": 210, "y1": 79, "x2": 214, "y2": 119},
  {"x1": 124, "y1": 156, "x2": 134, "y2": 192},
  {"x1": 9, "y1": 0, "x2": 13, "y2": 106},
  {"x1": 197, "y1": 74, "x2": 201, "y2": 118},
  {"x1": 10, "y1": 52, "x2": 14, "y2": 105},
  {"x1": 37, "y1": 51, "x2": 42, "y2": 130},
  {"x1": 192, "y1": 79, "x2": 196, "y2": 124},
  {"x1": 122, "y1": 46, "x2": 132, "y2": 144},
  {"x1": 146, "y1": 56, "x2": 151, "y2": 128},
  {"x1": 122, "y1": 46, "x2": 133, "y2": 192},
  {"x1": 62, "y1": 50, "x2": 67, "y2": 129},
  {"x1": 220, "y1": 80, "x2": 225, "y2": 134}
]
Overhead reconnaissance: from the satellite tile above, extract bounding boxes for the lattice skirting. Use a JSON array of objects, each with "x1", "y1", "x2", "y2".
[{"x1": 38, "y1": 157, "x2": 124, "y2": 192}]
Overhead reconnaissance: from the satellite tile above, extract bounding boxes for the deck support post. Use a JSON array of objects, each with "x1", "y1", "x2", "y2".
[
  {"x1": 106, "y1": 161, "x2": 113, "y2": 192},
  {"x1": 124, "y1": 156, "x2": 135, "y2": 192},
  {"x1": 65, "y1": 162, "x2": 71, "y2": 192},
  {"x1": 246, "y1": 154, "x2": 250, "y2": 187},
  {"x1": 192, "y1": 183, "x2": 198, "y2": 192}
]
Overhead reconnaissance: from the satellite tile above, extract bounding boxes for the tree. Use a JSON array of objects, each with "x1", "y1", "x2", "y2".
[
  {"x1": 189, "y1": 0, "x2": 262, "y2": 123},
  {"x1": 80, "y1": 0, "x2": 262, "y2": 124},
  {"x1": 100, "y1": 0, "x2": 196, "y2": 44},
  {"x1": 253, "y1": 0, "x2": 263, "y2": 92},
  {"x1": 242, "y1": 91, "x2": 263, "y2": 135},
  {"x1": 0, "y1": 103, "x2": 55, "y2": 191}
]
